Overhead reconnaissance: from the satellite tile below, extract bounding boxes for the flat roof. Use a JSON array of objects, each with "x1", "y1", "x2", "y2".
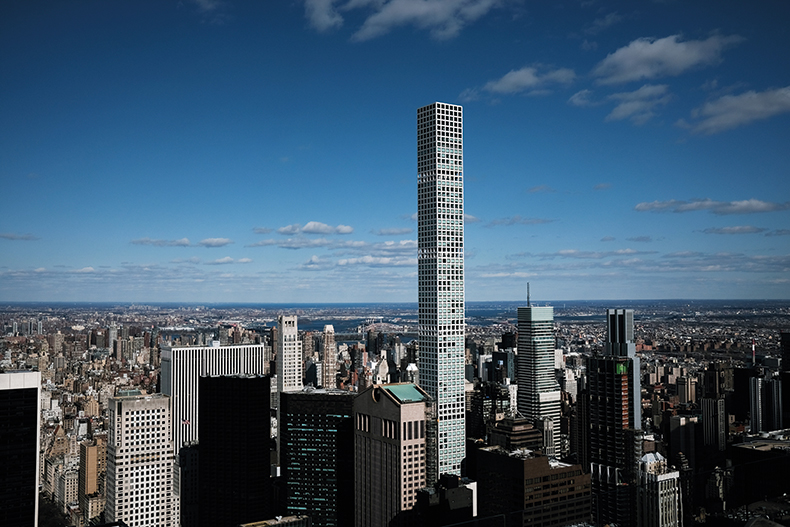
[{"x1": 383, "y1": 383, "x2": 428, "y2": 403}]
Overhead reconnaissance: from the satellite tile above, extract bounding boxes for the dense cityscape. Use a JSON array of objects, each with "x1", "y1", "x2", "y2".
[{"x1": 3, "y1": 294, "x2": 790, "y2": 527}]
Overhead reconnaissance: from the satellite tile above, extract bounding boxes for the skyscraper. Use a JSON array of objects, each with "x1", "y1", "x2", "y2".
[
  {"x1": 417, "y1": 101, "x2": 465, "y2": 476},
  {"x1": 0, "y1": 371, "x2": 41, "y2": 527},
  {"x1": 355, "y1": 383, "x2": 432, "y2": 527},
  {"x1": 277, "y1": 315, "x2": 302, "y2": 396},
  {"x1": 160, "y1": 342, "x2": 269, "y2": 455},
  {"x1": 106, "y1": 391, "x2": 176, "y2": 527},
  {"x1": 587, "y1": 309, "x2": 641, "y2": 527},
  {"x1": 322, "y1": 324, "x2": 337, "y2": 389},
  {"x1": 280, "y1": 388, "x2": 354, "y2": 527},
  {"x1": 198, "y1": 375, "x2": 272, "y2": 527},
  {"x1": 517, "y1": 305, "x2": 561, "y2": 455}
]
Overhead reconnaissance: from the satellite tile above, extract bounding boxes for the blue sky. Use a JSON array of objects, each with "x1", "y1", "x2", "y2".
[{"x1": 1, "y1": 0, "x2": 789, "y2": 303}]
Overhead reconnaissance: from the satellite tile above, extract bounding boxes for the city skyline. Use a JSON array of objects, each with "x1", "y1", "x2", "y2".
[{"x1": 2, "y1": 1, "x2": 789, "y2": 303}]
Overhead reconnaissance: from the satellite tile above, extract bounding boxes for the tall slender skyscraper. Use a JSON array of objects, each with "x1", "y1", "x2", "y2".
[
  {"x1": 417, "y1": 101, "x2": 465, "y2": 476},
  {"x1": 517, "y1": 305, "x2": 561, "y2": 456}
]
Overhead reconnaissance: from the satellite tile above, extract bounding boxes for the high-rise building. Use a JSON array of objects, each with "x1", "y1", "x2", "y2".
[
  {"x1": 280, "y1": 388, "x2": 354, "y2": 527},
  {"x1": 354, "y1": 383, "x2": 432, "y2": 527},
  {"x1": 160, "y1": 342, "x2": 269, "y2": 455},
  {"x1": 587, "y1": 309, "x2": 641, "y2": 527},
  {"x1": 474, "y1": 446, "x2": 591, "y2": 527},
  {"x1": 517, "y1": 305, "x2": 561, "y2": 456},
  {"x1": 198, "y1": 375, "x2": 272, "y2": 527},
  {"x1": 702, "y1": 397, "x2": 726, "y2": 452},
  {"x1": 106, "y1": 391, "x2": 176, "y2": 527},
  {"x1": 636, "y1": 453, "x2": 682, "y2": 527},
  {"x1": 322, "y1": 324, "x2": 337, "y2": 389},
  {"x1": 417, "y1": 101, "x2": 465, "y2": 476},
  {"x1": 750, "y1": 376, "x2": 763, "y2": 433},
  {"x1": 0, "y1": 371, "x2": 41, "y2": 527},
  {"x1": 277, "y1": 315, "x2": 302, "y2": 396}
]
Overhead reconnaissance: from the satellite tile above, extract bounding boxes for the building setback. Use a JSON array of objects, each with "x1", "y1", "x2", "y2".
[
  {"x1": 280, "y1": 388, "x2": 355, "y2": 527},
  {"x1": 0, "y1": 371, "x2": 41, "y2": 527},
  {"x1": 474, "y1": 446, "x2": 591, "y2": 527},
  {"x1": 198, "y1": 375, "x2": 272, "y2": 527},
  {"x1": 160, "y1": 342, "x2": 269, "y2": 455},
  {"x1": 517, "y1": 305, "x2": 561, "y2": 456},
  {"x1": 417, "y1": 101, "x2": 466, "y2": 476},
  {"x1": 355, "y1": 383, "x2": 432, "y2": 527},
  {"x1": 636, "y1": 453, "x2": 682, "y2": 527}
]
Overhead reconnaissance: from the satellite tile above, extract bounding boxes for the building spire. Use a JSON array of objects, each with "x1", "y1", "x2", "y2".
[{"x1": 527, "y1": 282, "x2": 530, "y2": 307}]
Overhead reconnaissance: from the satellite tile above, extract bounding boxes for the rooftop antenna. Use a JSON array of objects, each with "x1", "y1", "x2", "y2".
[{"x1": 527, "y1": 282, "x2": 531, "y2": 307}]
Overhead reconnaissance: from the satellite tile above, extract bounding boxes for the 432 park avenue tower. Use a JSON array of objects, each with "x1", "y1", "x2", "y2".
[{"x1": 417, "y1": 102, "x2": 465, "y2": 475}]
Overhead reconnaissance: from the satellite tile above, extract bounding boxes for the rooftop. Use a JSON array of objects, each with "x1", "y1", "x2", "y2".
[{"x1": 383, "y1": 383, "x2": 429, "y2": 403}]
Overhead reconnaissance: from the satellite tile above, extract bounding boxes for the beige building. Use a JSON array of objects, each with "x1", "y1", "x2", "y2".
[{"x1": 354, "y1": 383, "x2": 431, "y2": 527}]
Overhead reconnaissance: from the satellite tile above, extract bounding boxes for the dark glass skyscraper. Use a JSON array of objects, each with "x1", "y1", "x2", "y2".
[
  {"x1": 279, "y1": 389, "x2": 355, "y2": 527},
  {"x1": 587, "y1": 309, "x2": 641, "y2": 527},
  {"x1": 0, "y1": 371, "x2": 41, "y2": 527},
  {"x1": 198, "y1": 375, "x2": 272, "y2": 527}
]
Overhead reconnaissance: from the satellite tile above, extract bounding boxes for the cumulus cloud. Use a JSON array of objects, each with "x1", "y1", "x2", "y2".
[
  {"x1": 482, "y1": 65, "x2": 575, "y2": 95},
  {"x1": 634, "y1": 198, "x2": 790, "y2": 215},
  {"x1": 702, "y1": 226, "x2": 767, "y2": 235},
  {"x1": 592, "y1": 34, "x2": 743, "y2": 85},
  {"x1": 337, "y1": 255, "x2": 416, "y2": 267},
  {"x1": 600, "y1": 236, "x2": 616, "y2": 242},
  {"x1": 347, "y1": 0, "x2": 505, "y2": 41},
  {"x1": 508, "y1": 248, "x2": 657, "y2": 260},
  {"x1": 305, "y1": 0, "x2": 343, "y2": 31},
  {"x1": 0, "y1": 233, "x2": 39, "y2": 241},
  {"x1": 685, "y1": 86, "x2": 790, "y2": 134},
  {"x1": 464, "y1": 214, "x2": 480, "y2": 224},
  {"x1": 605, "y1": 84, "x2": 672, "y2": 124},
  {"x1": 247, "y1": 237, "x2": 334, "y2": 250},
  {"x1": 71, "y1": 267, "x2": 95, "y2": 274},
  {"x1": 486, "y1": 215, "x2": 554, "y2": 227},
  {"x1": 198, "y1": 238, "x2": 233, "y2": 247},
  {"x1": 766, "y1": 229, "x2": 790, "y2": 237},
  {"x1": 204, "y1": 256, "x2": 253, "y2": 265},
  {"x1": 253, "y1": 227, "x2": 272, "y2": 234},
  {"x1": 277, "y1": 221, "x2": 353, "y2": 235},
  {"x1": 626, "y1": 236, "x2": 653, "y2": 242},
  {"x1": 131, "y1": 237, "x2": 192, "y2": 247},
  {"x1": 372, "y1": 228, "x2": 414, "y2": 236},
  {"x1": 568, "y1": 89, "x2": 596, "y2": 107}
]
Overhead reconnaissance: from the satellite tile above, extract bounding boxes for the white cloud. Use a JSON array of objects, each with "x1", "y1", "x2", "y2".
[
  {"x1": 568, "y1": 89, "x2": 595, "y2": 107},
  {"x1": 72, "y1": 267, "x2": 95, "y2": 274},
  {"x1": 635, "y1": 198, "x2": 790, "y2": 215},
  {"x1": 304, "y1": 0, "x2": 344, "y2": 31},
  {"x1": 206, "y1": 256, "x2": 235, "y2": 265},
  {"x1": 486, "y1": 215, "x2": 553, "y2": 227},
  {"x1": 131, "y1": 237, "x2": 192, "y2": 247},
  {"x1": 702, "y1": 226, "x2": 767, "y2": 235},
  {"x1": 199, "y1": 238, "x2": 233, "y2": 248},
  {"x1": 372, "y1": 227, "x2": 414, "y2": 236},
  {"x1": 253, "y1": 227, "x2": 272, "y2": 234},
  {"x1": 626, "y1": 236, "x2": 653, "y2": 242},
  {"x1": 686, "y1": 86, "x2": 790, "y2": 134},
  {"x1": 483, "y1": 65, "x2": 575, "y2": 95},
  {"x1": 337, "y1": 255, "x2": 417, "y2": 267},
  {"x1": 348, "y1": 0, "x2": 505, "y2": 42},
  {"x1": 278, "y1": 221, "x2": 354, "y2": 235},
  {"x1": 592, "y1": 34, "x2": 743, "y2": 85},
  {"x1": 605, "y1": 84, "x2": 671, "y2": 124},
  {"x1": 247, "y1": 237, "x2": 334, "y2": 249}
]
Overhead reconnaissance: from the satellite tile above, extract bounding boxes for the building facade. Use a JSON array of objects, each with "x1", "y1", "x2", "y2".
[
  {"x1": 106, "y1": 391, "x2": 176, "y2": 527},
  {"x1": 277, "y1": 315, "x2": 302, "y2": 396},
  {"x1": 322, "y1": 324, "x2": 337, "y2": 389},
  {"x1": 0, "y1": 371, "x2": 41, "y2": 527},
  {"x1": 160, "y1": 342, "x2": 268, "y2": 455},
  {"x1": 587, "y1": 309, "x2": 641, "y2": 527},
  {"x1": 198, "y1": 375, "x2": 272, "y2": 527},
  {"x1": 517, "y1": 305, "x2": 561, "y2": 456},
  {"x1": 280, "y1": 388, "x2": 355, "y2": 527},
  {"x1": 417, "y1": 101, "x2": 465, "y2": 476},
  {"x1": 355, "y1": 383, "x2": 432, "y2": 527},
  {"x1": 636, "y1": 453, "x2": 682, "y2": 527}
]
